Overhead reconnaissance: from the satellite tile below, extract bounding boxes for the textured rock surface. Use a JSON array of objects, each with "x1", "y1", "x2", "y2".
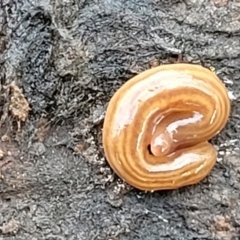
[{"x1": 0, "y1": 0, "x2": 240, "y2": 239}]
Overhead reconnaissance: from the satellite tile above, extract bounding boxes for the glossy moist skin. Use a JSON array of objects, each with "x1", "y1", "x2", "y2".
[{"x1": 102, "y1": 63, "x2": 231, "y2": 191}]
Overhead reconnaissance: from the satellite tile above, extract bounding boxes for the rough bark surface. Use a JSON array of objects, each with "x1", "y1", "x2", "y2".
[{"x1": 0, "y1": 0, "x2": 240, "y2": 239}]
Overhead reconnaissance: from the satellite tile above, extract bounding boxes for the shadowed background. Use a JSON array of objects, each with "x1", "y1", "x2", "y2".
[{"x1": 0, "y1": 0, "x2": 240, "y2": 239}]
